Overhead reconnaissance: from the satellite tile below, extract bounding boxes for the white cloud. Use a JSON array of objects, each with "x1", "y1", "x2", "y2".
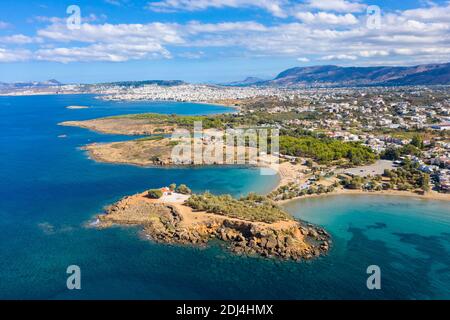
[
  {"x1": 35, "y1": 42, "x2": 171, "y2": 63},
  {"x1": 104, "y1": 0, "x2": 129, "y2": 6},
  {"x1": 0, "y1": 48, "x2": 31, "y2": 62},
  {"x1": 147, "y1": 0, "x2": 287, "y2": 17},
  {"x1": 2, "y1": 2, "x2": 450, "y2": 65},
  {"x1": 295, "y1": 12, "x2": 358, "y2": 25},
  {"x1": 320, "y1": 54, "x2": 358, "y2": 60},
  {"x1": 358, "y1": 50, "x2": 389, "y2": 58},
  {"x1": 305, "y1": 0, "x2": 366, "y2": 13},
  {"x1": 37, "y1": 22, "x2": 184, "y2": 44},
  {"x1": 0, "y1": 21, "x2": 10, "y2": 29},
  {"x1": 29, "y1": 21, "x2": 183, "y2": 62},
  {"x1": 0, "y1": 34, "x2": 37, "y2": 44},
  {"x1": 186, "y1": 21, "x2": 267, "y2": 33},
  {"x1": 297, "y1": 57, "x2": 310, "y2": 62},
  {"x1": 402, "y1": 4, "x2": 450, "y2": 22},
  {"x1": 32, "y1": 20, "x2": 269, "y2": 62}
]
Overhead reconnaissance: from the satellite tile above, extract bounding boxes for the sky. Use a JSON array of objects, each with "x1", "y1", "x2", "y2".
[{"x1": 0, "y1": 0, "x2": 449, "y2": 83}]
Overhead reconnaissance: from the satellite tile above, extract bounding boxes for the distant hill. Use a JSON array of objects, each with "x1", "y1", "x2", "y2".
[
  {"x1": 0, "y1": 79, "x2": 187, "y2": 94},
  {"x1": 0, "y1": 79, "x2": 62, "y2": 89},
  {"x1": 99, "y1": 80, "x2": 186, "y2": 87},
  {"x1": 224, "y1": 77, "x2": 265, "y2": 86},
  {"x1": 265, "y1": 63, "x2": 450, "y2": 87},
  {"x1": 3, "y1": 62, "x2": 449, "y2": 92},
  {"x1": 42, "y1": 79, "x2": 62, "y2": 86}
]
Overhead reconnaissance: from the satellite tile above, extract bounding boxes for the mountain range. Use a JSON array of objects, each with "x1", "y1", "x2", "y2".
[
  {"x1": 223, "y1": 77, "x2": 266, "y2": 86},
  {"x1": 264, "y1": 62, "x2": 450, "y2": 87},
  {"x1": 0, "y1": 79, "x2": 62, "y2": 89},
  {"x1": 96, "y1": 80, "x2": 186, "y2": 87},
  {"x1": 2, "y1": 63, "x2": 449, "y2": 90}
]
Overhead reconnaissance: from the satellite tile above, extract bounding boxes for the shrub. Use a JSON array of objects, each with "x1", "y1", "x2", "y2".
[
  {"x1": 397, "y1": 183, "x2": 411, "y2": 191},
  {"x1": 150, "y1": 155, "x2": 161, "y2": 163},
  {"x1": 176, "y1": 184, "x2": 192, "y2": 195},
  {"x1": 147, "y1": 189, "x2": 163, "y2": 199},
  {"x1": 345, "y1": 177, "x2": 363, "y2": 190}
]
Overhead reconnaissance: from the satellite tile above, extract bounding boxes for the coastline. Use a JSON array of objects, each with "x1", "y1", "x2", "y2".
[
  {"x1": 60, "y1": 103, "x2": 449, "y2": 264},
  {"x1": 271, "y1": 161, "x2": 450, "y2": 203},
  {"x1": 0, "y1": 91, "x2": 240, "y2": 112},
  {"x1": 81, "y1": 145, "x2": 272, "y2": 171},
  {"x1": 186, "y1": 100, "x2": 241, "y2": 111},
  {"x1": 96, "y1": 190, "x2": 331, "y2": 261},
  {"x1": 81, "y1": 141, "x2": 450, "y2": 203},
  {"x1": 0, "y1": 91, "x2": 85, "y2": 97},
  {"x1": 276, "y1": 187, "x2": 450, "y2": 204},
  {"x1": 60, "y1": 108, "x2": 450, "y2": 205}
]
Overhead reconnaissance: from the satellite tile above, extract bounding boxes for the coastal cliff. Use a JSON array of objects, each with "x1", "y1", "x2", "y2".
[{"x1": 97, "y1": 190, "x2": 331, "y2": 261}]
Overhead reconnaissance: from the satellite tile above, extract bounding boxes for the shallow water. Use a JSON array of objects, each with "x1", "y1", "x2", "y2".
[{"x1": 0, "y1": 94, "x2": 448, "y2": 299}]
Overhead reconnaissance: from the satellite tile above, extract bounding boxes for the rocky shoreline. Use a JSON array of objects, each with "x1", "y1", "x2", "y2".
[{"x1": 98, "y1": 192, "x2": 331, "y2": 261}]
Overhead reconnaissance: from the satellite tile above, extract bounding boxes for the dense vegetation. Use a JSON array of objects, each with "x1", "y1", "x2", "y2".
[
  {"x1": 279, "y1": 135, "x2": 376, "y2": 165},
  {"x1": 115, "y1": 110, "x2": 321, "y2": 130},
  {"x1": 382, "y1": 162, "x2": 431, "y2": 192},
  {"x1": 117, "y1": 113, "x2": 229, "y2": 129},
  {"x1": 185, "y1": 192, "x2": 292, "y2": 223}
]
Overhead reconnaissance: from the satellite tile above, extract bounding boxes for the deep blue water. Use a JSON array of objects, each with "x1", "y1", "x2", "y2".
[{"x1": 0, "y1": 94, "x2": 449, "y2": 299}]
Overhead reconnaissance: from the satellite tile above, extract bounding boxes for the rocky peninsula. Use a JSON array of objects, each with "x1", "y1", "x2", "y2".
[
  {"x1": 60, "y1": 117, "x2": 176, "y2": 135},
  {"x1": 82, "y1": 136, "x2": 176, "y2": 166},
  {"x1": 97, "y1": 188, "x2": 331, "y2": 261},
  {"x1": 60, "y1": 114, "x2": 277, "y2": 167}
]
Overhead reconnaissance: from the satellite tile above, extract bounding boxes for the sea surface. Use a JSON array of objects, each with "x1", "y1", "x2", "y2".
[{"x1": 0, "y1": 94, "x2": 449, "y2": 299}]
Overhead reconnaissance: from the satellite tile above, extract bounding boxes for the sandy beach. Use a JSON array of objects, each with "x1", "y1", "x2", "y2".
[
  {"x1": 273, "y1": 161, "x2": 307, "y2": 187},
  {"x1": 62, "y1": 117, "x2": 450, "y2": 204},
  {"x1": 271, "y1": 161, "x2": 450, "y2": 203},
  {"x1": 276, "y1": 184, "x2": 450, "y2": 204}
]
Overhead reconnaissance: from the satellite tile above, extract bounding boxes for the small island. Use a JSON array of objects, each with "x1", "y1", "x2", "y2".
[
  {"x1": 96, "y1": 184, "x2": 331, "y2": 261},
  {"x1": 66, "y1": 105, "x2": 90, "y2": 109}
]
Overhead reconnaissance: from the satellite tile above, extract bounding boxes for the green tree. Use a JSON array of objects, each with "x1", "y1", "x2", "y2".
[
  {"x1": 382, "y1": 147, "x2": 401, "y2": 160},
  {"x1": 411, "y1": 135, "x2": 424, "y2": 149},
  {"x1": 401, "y1": 144, "x2": 421, "y2": 157},
  {"x1": 419, "y1": 174, "x2": 431, "y2": 192},
  {"x1": 346, "y1": 177, "x2": 363, "y2": 190}
]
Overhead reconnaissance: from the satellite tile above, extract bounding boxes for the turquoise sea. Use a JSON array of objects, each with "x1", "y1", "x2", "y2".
[{"x1": 0, "y1": 94, "x2": 449, "y2": 299}]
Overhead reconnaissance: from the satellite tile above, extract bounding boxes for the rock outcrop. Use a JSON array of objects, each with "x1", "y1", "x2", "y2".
[{"x1": 97, "y1": 192, "x2": 331, "y2": 261}]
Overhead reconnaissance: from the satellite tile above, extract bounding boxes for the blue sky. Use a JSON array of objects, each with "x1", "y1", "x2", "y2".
[{"x1": 0, "y1": 0, "x2": 449, "y2": 83}]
